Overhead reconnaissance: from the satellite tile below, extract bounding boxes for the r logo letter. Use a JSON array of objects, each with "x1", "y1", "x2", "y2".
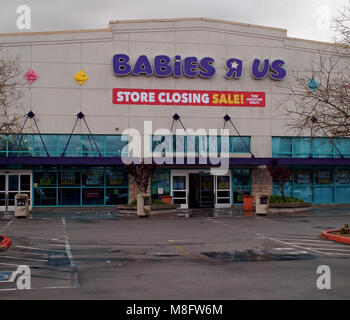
[
  {"x1": 316, "y1": 265, "x2": 331, "y2": 290},
  {"x1": 16, "y1": 265, "x2": 31, "y2": 290},
  {"x1": 16, "y1": 5, "x2": 31, "y2": 30}
]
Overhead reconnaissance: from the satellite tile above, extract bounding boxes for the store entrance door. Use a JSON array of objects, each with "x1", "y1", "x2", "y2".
[
  {"x1": 189, "y1": 173, "x2": 214, "y2": 208},
  {"x1": 0, "y1": 171, "x2": 32, "y2": 211}
]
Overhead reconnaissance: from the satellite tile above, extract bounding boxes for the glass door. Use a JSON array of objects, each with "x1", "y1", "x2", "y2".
[
  {"x1": 199, "y1": 174, "x2": 214, "y2": 208},
  {"x1": 215, "y1": 174, "x2": 232, "y2": 208},
  {"x1": 171, "y1": 173, "x2": 188, "y2": 209},
  {"x1": 0, "y1": 171, "x2": 32, "y2": 211}
]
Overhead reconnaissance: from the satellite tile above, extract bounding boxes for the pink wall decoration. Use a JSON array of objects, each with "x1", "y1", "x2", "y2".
[{"x1": 24, "y1": 69, "x2": 39, "y2": 84}]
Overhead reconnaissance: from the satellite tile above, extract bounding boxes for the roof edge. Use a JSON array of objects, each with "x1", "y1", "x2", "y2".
[
  {"x1": 0, "y1": 27, "x2": 111, "y2": 37},
  {"x1": 109, "y1": 17, "x2": 288, "y2": 33}
]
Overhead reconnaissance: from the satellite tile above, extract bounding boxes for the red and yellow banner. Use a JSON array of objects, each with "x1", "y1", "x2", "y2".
[{"x1": 113, "y1": 88, "x2": 265, "y2": 107}]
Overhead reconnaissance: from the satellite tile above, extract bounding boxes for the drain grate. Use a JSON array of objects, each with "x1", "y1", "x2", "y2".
[{"x1": 202, "y1": 249, "x2": 315, "y2": 262}]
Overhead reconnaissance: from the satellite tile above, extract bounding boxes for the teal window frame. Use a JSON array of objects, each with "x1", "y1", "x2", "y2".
[
  {"x1": 272, "y1": 166, "x2": 350, "y2": 204},
  {"x1": 151, "y1": 135, "x2": 251, "y2": 154},
  {"x1": 32, "y1": 166, "x2": 129, "y2": 207},
  {"x1": 0, "y1": 134, "x2": 129, "y2": 157},
  {"x1": 231, "y1": 168, "x2": 252, "y2": 204},
  {"x1": 272, "y1": 137, "x2": 350, "y2": 158}
]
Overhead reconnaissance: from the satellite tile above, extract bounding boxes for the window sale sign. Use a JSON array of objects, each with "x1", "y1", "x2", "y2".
[{"x1": 112, "y1": 88, "x2": 265, "y2": 107}]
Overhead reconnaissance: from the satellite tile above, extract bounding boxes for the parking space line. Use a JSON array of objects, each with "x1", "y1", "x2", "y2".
[
  {"x1": 0, "y1": 219, "x2": 14, "y2": 234},
  {"x1": 304, "y1": 247, "x2": 350, "y2": 252},
  {"x1": 286, "y1": 242, "x2": 350, "y2": 248},
  {"x1": 7, "y1": 250, "x2": 48, "y2": 257},
  {"x1": 15, "y1": 245, "x2": 65, "y2": 253},
  {"x1": 265, "y1": 237, "x2": 325, "y2": 255},
  {"x1": 0, "y1": 255, "x2": 48, "y2": 262}
]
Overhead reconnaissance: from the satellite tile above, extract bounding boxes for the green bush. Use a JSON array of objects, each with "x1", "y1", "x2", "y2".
[{"x1": 269, "y1": 195, "x2": 304, "y2": 204}]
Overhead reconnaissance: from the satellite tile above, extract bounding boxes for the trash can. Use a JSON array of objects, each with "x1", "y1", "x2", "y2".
[
  {"x1": 14, "y1": 193, "x2": 30, "y2": 218},
  {"x1": 137, "y1": 194, "x2": 151, "y2": 217},
  {"x1": 243, "y1": 195, "x2": 254, "y2": 212},
  {"x1": 255, "y1": 194, "x2": 269, "y2": 215}
]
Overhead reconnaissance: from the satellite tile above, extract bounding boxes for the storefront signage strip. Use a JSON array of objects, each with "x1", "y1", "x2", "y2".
[{"x1": 113, "y1": 88, "x2": 265, "y2": 107}]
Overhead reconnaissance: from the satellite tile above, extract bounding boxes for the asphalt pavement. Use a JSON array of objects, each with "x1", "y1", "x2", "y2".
[{"x1": 0, "y1": 208, "x2": 349, "y2": 299}]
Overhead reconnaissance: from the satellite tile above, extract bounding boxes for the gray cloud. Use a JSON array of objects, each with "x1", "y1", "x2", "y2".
[{"x1": 0, "y1": 0, "x2": 348, "y2": 42}]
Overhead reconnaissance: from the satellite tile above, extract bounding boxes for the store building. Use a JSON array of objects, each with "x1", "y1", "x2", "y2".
[{"x1": 0, "y1": 18, "x2": 349, "y2": 210}]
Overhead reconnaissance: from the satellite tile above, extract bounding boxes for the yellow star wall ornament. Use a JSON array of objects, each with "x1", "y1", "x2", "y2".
[{"x1": 73, "y1": 70, "x2": 88, "y2": 85}]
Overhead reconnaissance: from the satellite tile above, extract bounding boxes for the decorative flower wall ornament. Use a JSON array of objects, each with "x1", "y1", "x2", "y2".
[
  {"x1": 24, "y1": 69, "x2": 39, "y2": 84},
  {"x1": 73, "y1": 70, "x2": 89, "y2": 85},
  {"x1": 307, "y1": 78, "x2": 320, "y2": 91}
]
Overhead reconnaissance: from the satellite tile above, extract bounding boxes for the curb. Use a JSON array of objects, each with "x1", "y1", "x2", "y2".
[
  {"x1": 0, "y1": 235, "x2": 11, "y2": 251},
  {"x1": 320, "y1": 230, "x2": 350, "y2": 245}
]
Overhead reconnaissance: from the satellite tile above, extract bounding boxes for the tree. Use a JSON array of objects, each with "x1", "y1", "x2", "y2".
[
  {"x1": 125, "y1": 161, "x2": 155, "y2": 195},
  {"x1": 0, "y1": 52, "x2": 24, "y2": 134},
  {"x1": 282, "y1": 4, "x2": 350, "y2": 139},
  {"x1": 267, "y1": 165, "x2": 292, "y2": 200}
]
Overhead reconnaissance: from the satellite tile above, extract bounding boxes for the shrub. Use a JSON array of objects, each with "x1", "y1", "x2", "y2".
[{"x1": 269, "y1": 195, "x2": 304, "y2": 204}]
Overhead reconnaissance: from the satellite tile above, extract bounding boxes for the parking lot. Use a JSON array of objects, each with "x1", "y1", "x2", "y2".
[{"x1": 0, "y1": 208, "x2": 349, "y2": 299}]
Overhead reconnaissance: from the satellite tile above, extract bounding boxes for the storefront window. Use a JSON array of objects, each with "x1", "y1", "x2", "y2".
[
  {"x1": 151, "y1": 169, "x2": 170, "y2": 200},
  {"x1": 106, "y1": 169, "x2": 127, "y2": 187},
  {"x1": 232, "y1": 169, "x2": 251, "y2": 204},
  {"x1": 230, "y1": 136, "x2": 250, "y2": 153},
  {"x1": 315, "y1": 169, "x2": 332, "y2": 184},
  {"x1": 33, "y1": 135, "x2": 57, "y2": 157},
  {"x1": 33, "y1": 167, "x2": 128, "y2": 207},
  {"x1": 82, "y1": 188, "x2": 104, "y2": 205},
  {"x1": 272, "y1": 137, "x2": 292, "y2": 157},
  {"x1": 34, "y1": 172, "x2": 57, "y2": 186},
  {"x1": 105, "y1": 188, "x2": 128, "y2": 205},
  {"x1": 105, "y1": 135, "x2": 128, "y2": 156},
  {"x1": 335, "y1": 169, "x2": 350, "y2": 185},
  {"x1": 294, "y1": 169, "x2": 312, "y2": 184},
  {"x1": 293, "y1": 138, "x2": 311, "y2": 158},
  {"x1": 34, "y1": 188, "x2": 56, "y2": 206},
  {"x1": 8, "y1": 135, "x2": 33, "y2": 156},
  {"x1": 58, "y1": 188, "x2": 80, "y2": 206},
  {"x1": 81, "y1": 135, "x2": 104, "y2": 157},
  {"x1": 0, "y1": 135, "x2": 7, "y2": 155},
  {"x1": 57, "y1": 135, "x2": 81, "y2": 157},
  {"x1": 172, "y1": 135, "x2": 185, "y2": 153},
  {"x1": 152, "y1": 135, "x2": 171, "y2": 153},
  {"x1": 312, "y1": 138, "x2": 333, "y2": 158},
  {"x1": 83, "y1": 171, "x2": 104, "y2": 186},
  {"x1": 59, "y1": 171, "x2": 80, "y2": 186}
]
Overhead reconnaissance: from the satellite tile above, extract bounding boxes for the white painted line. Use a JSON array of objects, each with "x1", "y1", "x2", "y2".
[
  {"x1": 287, "y1": 242, "x2": 350, "y2": 249},
  {"x1": 305, "y1": 247, "x2": 350, "y2": 252},
  {"x1": 0, "y1": 219, "x2": 14, "y2": 234},
  {"x1": 15, "y1": 245, "x2": 65, "y2": 253},
  {"x1": 265, "y1": 237, "x2": 326, "y2": 255},
  {"x1": 273, "y1": 248, "x2": 295, "y2": 251},
  {"x1": 8, "y1": 250, "x2": 48, "y2": 257},
  {"x1": 0, "y1": 255, "x2": 48, "y2": 262},
  {"x1": 61, "y1": 218, "x2": 76, "y2": 269},
  {"x1": 321, "y1": 252, "x2": 350, "y2": 256},
  {"x1": 273, "y1": 238, "x2": 330, "y2": 243},
  {"x1": 0, "y1": 288, "x2": 17, "y2": 292},
  {"x1": 0, "y1": 262, "x2": 20, "y2": 267},
  {"x1": 28, "y1": 236, "x2": 66, "y2": 243},
  {"x1": 261, "y1": 235, "x2": 320, "y2": 240}
]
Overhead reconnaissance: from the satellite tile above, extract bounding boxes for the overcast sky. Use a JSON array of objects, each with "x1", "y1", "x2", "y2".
[{"x1": 0, "y1": 0, "x2": 349, "y2": 42}]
